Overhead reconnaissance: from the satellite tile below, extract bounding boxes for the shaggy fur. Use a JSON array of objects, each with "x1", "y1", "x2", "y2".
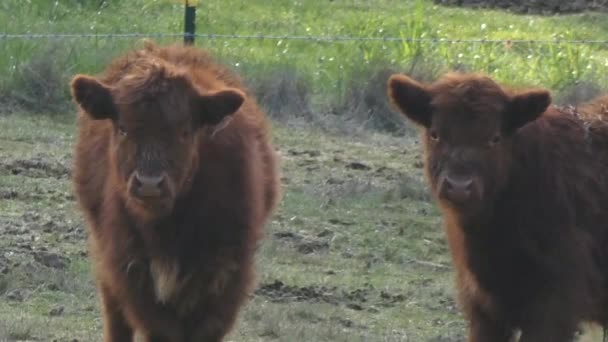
[
  {"x1": 71, "y1": 42, "x2": 280, "y2": 341},
  {"x1": 388, "y1": 72, "x2": 608, "y2": 341},
  {"x1": 578, "y1": 94, "x2": 608, "y2": 117}
]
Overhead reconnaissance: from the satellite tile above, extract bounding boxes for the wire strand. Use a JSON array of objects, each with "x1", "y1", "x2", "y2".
[{"x1": 2, "y1": 32, "x2": 608, "y2": 45}]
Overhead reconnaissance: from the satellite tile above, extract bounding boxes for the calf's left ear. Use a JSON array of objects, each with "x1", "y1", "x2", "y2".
[
  {"x1": 71, "y1": 75, "x2": 117, "y2": 120},
  {"x1": 505, "y1": 89, "x2": 551, "y2": 132},
  {"x1": 387, "y1": 74, "x2": 433, "y2": 128},
  {"x1": 195, "y1": 88, "x2": 245, "y2": 125}
]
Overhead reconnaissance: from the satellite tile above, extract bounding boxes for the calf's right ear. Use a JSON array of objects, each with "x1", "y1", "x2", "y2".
[
  {"x1": 195, "y1": 88, "x2": 245, "y2": 126},
  {"x1": 505, "y1": 89, "x2": 551, "y2": 132},
  {"x1": 387, "y1": 74, "x2": 432, "y2": 128},
  {"x1": 70, "y1": 75, "x2": 117, "y2": 120}
]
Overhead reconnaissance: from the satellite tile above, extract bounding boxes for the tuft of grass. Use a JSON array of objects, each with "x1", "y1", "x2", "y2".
[
  {"x1": 0, "y1": 318, "x2": 35, "y2": 341},
  {"x1": 4, "y1": 43, "x2": 72, "y2": 114},
  {"x1": 555, "y1": 80, "x2": 605, "y2": 105},
  {"x1": 243, "y1": 63, "x2": 314, "y2": 121}
]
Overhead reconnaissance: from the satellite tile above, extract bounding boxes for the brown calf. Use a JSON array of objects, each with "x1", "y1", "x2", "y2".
[
  {"x1": 71, "y1": 42, "x2": 280, "y2": 341},
  {"x1": 388, "y1": 72, "x2": 608, "y2": 341}
]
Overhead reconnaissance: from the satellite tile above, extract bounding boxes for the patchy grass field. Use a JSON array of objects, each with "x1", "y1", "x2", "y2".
[
  {"x1": 0, "y1": 113, "x2": 604, "y2": 341},
  {"x1": 0, "y1": 112, "x2": 454, "y2": 341},
  {"x1": 2, "y1": 0, "x2": 608, "y2": 341}
]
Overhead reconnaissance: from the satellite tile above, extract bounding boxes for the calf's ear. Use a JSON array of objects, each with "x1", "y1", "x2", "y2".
[
  {"x1": 71, "y1": 75, "x2": 117, "y2": 120},
  {"x1": 505, "y1": 89, "x2": 551, "y2": 132},
  {"x1": 387, "y1": 74, "x2": 433, "y2": 128},
  {"x1": 195, "y1": 88, "x2": 245, "y2": 125}
]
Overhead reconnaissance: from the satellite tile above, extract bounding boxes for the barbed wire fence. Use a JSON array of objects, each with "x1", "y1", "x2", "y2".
[
  {"x1": 2, "y1": 32, "x2": 608, "y2": 45},
  {"x1": 2, "y1": 2, "x2": 608, "y2": 133},
  {"x1": 3, "y1": 0, "x2": 608, "y2": 45}
]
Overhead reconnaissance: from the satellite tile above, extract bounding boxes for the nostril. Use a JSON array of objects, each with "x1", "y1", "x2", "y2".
[
  {"x1": 155, "y1": 176, "x2": 165, "y2": 189},
  {"x1": 463, "y1": 179, "x2": 473, "y2": 191},
  {"x1": 134, "y1": 172, "x2": 143, "y2": 185},
  {"x1": 444, "y1": 179, "x2": 454, "y2": 190},
  {"x1": 133, "y1": 175, "x2": 143, "y2": 188}
]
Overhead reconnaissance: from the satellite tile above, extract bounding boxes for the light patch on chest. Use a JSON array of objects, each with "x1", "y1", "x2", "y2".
[{"x1": 149, "y1": 258, "x2": 180, "y2": 303}]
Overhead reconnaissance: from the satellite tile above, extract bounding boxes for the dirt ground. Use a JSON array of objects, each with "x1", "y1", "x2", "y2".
[
  {"x1": 0, "y1": 113, "x2": 603, "y2": 341},
  {"x1": 434, "y1": 0, "x2": 608, "y2": 14}
]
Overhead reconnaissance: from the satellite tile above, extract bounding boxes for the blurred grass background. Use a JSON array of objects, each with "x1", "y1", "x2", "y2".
[{"x1": 2, "y1": 0, "x2": 608, "y2": 133}]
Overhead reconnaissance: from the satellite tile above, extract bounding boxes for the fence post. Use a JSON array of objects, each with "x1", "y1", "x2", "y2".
[{"x1": 184, "y1": 0, "x2": 196, "y2": 45}]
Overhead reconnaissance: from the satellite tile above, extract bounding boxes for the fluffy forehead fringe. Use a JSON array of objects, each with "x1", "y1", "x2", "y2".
[{"x1": 112, "y1": 58, "x2": 193, "y2": 106}]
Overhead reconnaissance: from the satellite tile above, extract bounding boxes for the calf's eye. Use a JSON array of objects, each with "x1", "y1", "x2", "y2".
[
  {"x1": 489, "y1": 134, "x2": 501, "y2": 146},
  {"x1": 429, "y1": 131, "x2": 439, "y2": 142},
  {"x1": 181, "y1": 129, "x2": 191, "y2": 141},
  {"x1": 118, "y1": 125, "x2": 127, "y2": 137}
]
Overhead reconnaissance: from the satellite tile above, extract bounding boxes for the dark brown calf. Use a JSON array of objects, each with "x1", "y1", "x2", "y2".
[
  {"x1": 388, "y1": 72, "x2": 608, "y2": 341},
  {"x1": 71, "y1": 42, "x2": 280, "y2": 341}
]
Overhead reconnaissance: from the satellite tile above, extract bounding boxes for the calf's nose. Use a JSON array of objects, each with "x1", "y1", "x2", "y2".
[
  {"x1": 443, "y1": 176, "x2": 473, "y2": 203},
  {"x1": 133, "y1": 172, "x2": 165, "y2": 198}
]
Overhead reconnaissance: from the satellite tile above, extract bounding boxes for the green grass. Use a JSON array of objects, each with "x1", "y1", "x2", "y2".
[
  {"x1": 2, "y1": 0, "x2": 608, "y2": 118},
  {"x1": 1, "y1": 1, "x2": 608, "y2": 341}
]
